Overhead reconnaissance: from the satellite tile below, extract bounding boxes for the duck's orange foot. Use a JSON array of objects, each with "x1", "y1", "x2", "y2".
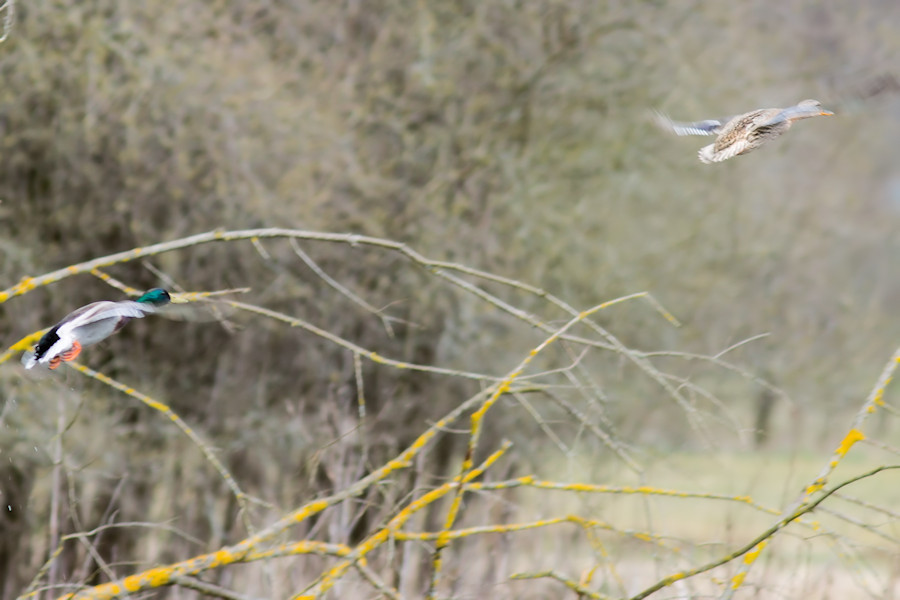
[
  {"x1": 48, "y1": 356, "x2": 62, "y2": 370},
  {"x1": 61, "y1": 341, "x2": 82, "y2": 362}
]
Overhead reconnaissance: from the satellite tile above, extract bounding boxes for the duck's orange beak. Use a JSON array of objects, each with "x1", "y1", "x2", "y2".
[{"x1": 820, "y1": 110, "x2": 834, "y2": 116}]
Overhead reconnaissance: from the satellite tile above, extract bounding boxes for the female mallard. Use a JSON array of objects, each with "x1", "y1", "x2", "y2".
[
  {"x1": 656, "y1": 99, "x2": 834, "y2": 163},
  {"x1": 22, "y1": 288, "x2": 171, "y2": 370}
]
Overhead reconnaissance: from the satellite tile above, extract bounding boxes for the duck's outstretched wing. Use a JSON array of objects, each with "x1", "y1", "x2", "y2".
[
  {"x1": 653, "y1": 111, "x2": 724, "y2": 136},
  {"x1": 60, "y1": 300, "x2": 159, "y2": 328}
]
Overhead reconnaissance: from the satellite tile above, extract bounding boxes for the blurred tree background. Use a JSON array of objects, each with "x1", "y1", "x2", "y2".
[{"x1": 2, "y1": 0, "x2": 900, "y2": 598}]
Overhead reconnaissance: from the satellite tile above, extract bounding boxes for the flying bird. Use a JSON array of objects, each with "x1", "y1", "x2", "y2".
[
  {"x1": 22, "y1": 288, "x2": 171, "y2": 370},
  {"x1": 655, "y1": 99, "x2": 834, "y2": 163}
]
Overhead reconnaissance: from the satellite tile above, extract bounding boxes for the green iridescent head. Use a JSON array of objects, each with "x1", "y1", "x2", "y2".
[{"x1": 136, "y1": 288, "x2": 172, "y2": 306}]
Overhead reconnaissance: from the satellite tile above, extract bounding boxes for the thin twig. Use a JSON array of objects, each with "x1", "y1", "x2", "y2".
[
  {"x1": 290, "y1": 237, "x2": 400, "y2": 337},
  {"x1": 172, "y1": 576, "x2": 267, "y2": 600}
]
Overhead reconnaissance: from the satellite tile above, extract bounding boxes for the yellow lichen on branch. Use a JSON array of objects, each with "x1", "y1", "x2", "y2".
[{"x1": 835, "y1": 428, "x2": 866, "y2": 457}]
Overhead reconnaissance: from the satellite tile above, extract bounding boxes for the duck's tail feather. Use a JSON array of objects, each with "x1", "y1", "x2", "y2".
[
  {"x1": 698, "y1": 144, "x2": 716, "y2": 164},
  {"x1": 21, "y1": 350, "x2": 38, "y2": 369}
]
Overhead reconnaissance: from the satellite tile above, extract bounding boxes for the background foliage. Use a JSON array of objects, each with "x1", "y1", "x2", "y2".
[{"x1": 2, "y1": 1, "x2": 900, "y2": 598}]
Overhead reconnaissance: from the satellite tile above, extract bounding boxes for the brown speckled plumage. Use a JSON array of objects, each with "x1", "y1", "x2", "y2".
[{"x1": 655, "y1": 99, "x2": 834, "y2": 163}]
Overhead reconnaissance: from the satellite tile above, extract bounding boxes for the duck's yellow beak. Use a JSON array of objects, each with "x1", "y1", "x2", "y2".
[{"x1": 820, "y1": 110, "x2": 834, "y2": 116}]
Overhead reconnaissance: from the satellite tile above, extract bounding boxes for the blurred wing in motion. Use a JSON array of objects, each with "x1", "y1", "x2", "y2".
[{"x1": 654, "y1": 111, "x2": 723, "y2": 136}]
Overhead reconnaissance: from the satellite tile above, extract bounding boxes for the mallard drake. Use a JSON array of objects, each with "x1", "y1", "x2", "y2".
[
  {"x1": 22, "y1": 288, "x2": 171, "y2": 370},
  {"x1": 655, "y1": 99, "x2": 834, "y2": 163}
]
